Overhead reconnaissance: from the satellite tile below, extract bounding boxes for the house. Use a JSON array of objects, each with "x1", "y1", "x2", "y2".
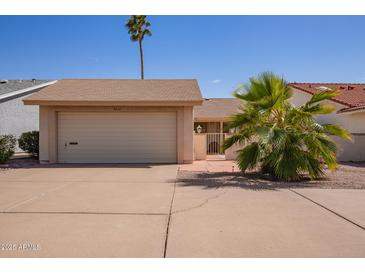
[
  {"x1": 21, "y1": 79, "x2": 365, "y2": 164},
  {"x1": 289, "y1": 83, "x2": 365, "y2": 161},
  {"x1": 23, "y1": 79, "x2": 203, "y2": 164},
  {"x1": 0, "y1": 79, "x2": 56, "y2": 151}
]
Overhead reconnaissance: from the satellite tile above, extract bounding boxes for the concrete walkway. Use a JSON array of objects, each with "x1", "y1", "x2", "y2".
[
  {"x1": 179, "y1": 160, "x2": 239, "y2": 172},
  {"x1": 0, "y1": 164, "x2": 365, "y2": 257}
]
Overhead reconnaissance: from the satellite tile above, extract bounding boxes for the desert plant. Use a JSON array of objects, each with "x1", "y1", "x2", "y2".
[
  {"x1": 224, "y1": 72, "x2": 351, "y2": 181},
  {"x1": 18, "y1": 131, "x2": 39, "y2": 158},
  {"x1": 0, "y1": 135, "x2": 16, "y2": 164},
  {"x1": 125, "y1": 15, "x2": 152, "y2": 79}
]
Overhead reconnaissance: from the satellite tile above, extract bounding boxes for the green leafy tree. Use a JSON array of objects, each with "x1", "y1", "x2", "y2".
[
  {"x1": 224, "y1": 72, "x2": 351, "y2": 181},
  {"x1": 18, "y1": 131, "x2": 39, "y2": 158},
  {"x1": 0, "y1": 135, "x2": 16, "y2": 164},
  {"x1": 125, "y1": 15, "x2": 152, "y2": 80}
]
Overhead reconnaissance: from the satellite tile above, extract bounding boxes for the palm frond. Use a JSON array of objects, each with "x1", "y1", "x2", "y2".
[
  {"x1": 236, "y1": 142, "x2": 263, "y2": 172},
  {"x1": 306, "y1": 90, "x2": 339, "y2": 105},
  {"x1": 321, "y1": 124, "x2": 352, "y2": 140},
  {"x1": 125, "y1": 15, "x2": 152, "y2": 42},
  {"x1": 223, "y1": 133, "x2": 250, "y2": 150},
  {"x1": 302, "y1": 103, "x2": 336, "y2": 115}
]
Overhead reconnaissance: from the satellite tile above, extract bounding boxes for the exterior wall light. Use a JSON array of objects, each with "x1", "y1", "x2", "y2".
[{"x1": 197, "y1": 125, "x2": 202, "y2": 133}]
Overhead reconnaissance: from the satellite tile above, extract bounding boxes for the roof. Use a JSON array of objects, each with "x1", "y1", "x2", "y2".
[
  {"x1": 194, "y1": 98, "x2": 241, "y2": 120},
  {"x1": 0, "y1": 80, "x2": 52, "y2": 96},
  {"x1": 23, "y1": 79, "x2": 203, "y2": 106},
  {"x1": 289, "y1": 83, "x2": 365, "y2": 113}
]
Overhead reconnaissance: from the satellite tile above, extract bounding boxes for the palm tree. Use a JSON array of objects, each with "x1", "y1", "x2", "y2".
[
  {"x1": 125, "y1": 15, "x2": 152, "y2": 80},
  {"x1": 224, "y1": 72, "x2": 351, "y2": 181}
]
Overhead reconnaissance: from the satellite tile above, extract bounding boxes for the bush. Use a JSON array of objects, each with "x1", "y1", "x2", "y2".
[
  {"x1": 18, "y1": 131, "x2": 39, "y2": 158},
  {"x1": 0, "y1": 135, "x2": 16, "y2": 164}
]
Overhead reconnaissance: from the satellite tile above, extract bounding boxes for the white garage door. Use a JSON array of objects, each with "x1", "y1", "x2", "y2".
[{"x1": 57, "y1": 112, "x2": 177, "y2": 163}]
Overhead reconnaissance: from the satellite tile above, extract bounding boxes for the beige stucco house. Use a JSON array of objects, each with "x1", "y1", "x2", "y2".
[
  {"x1": 23, "y1": 79, "x2": 203, "y2": 164},
  {"x1": 23, "y1": 79, "x2": 365, "y2": 164}
]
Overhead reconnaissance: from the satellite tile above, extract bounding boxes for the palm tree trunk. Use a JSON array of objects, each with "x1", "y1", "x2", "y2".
[{"x1": 139, "y1": 38, "x2": 144, "y2": 80}]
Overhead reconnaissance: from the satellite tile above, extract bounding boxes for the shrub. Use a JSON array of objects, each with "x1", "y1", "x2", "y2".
[
  {"x1": 18, "y1": 131, "x2": 39, "y2": 158},
  {"x1": 0, "y1": 135, "x2": 16, "y2": 164}
]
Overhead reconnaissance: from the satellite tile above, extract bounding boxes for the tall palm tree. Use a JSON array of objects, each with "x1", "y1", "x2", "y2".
[
  {"x1": 224, "y1": 72, "x2": 351, "y2": 181},
  {"x1": 125, "y1": 15, "x2": 152, "y2": 80}
]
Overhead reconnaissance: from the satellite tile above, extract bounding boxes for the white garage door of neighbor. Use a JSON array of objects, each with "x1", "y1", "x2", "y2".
[{"x1": 57, "y1": 112, "x2": 177, "y2": 163}]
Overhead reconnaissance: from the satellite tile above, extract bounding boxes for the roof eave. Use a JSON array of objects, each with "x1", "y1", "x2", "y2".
[
  {"x1": 337, "y1": 107, "x2": 365, "y2": 114},
  {"x1": 23, "y1": 99, "x2": 203, "y2": 107},
  {"x1": 0, "y1": 80, "x2": 57, "y2": 101},
  {"x1": 194, "y1": 116, "x2": 232, "y2": 122}
]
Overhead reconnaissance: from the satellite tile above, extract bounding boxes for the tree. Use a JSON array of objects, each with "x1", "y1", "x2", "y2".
[
  {"x1": 125, "y1": 15, "x2": 152, "y2": 80},
  {"x1": 223, "y1": 72, "x2": 351, "y2": 181}
]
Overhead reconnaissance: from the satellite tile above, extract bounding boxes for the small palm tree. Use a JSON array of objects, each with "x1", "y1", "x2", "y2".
[
  {"x1": 125, "y1": 15, "x2": 152, "y2": 80},
  {"x1": 224, "y1": 72, "x2": 351, "y2": 181}
]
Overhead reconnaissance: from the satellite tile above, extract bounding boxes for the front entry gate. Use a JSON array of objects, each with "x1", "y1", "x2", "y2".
[{"x1": 206, "y1": 133, "x2": 225, "y2": 155}]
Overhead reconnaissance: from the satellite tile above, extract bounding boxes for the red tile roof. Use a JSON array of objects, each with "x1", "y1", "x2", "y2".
[{"x1": 289, "y1": 83, "x2": 365, "y2": 113}]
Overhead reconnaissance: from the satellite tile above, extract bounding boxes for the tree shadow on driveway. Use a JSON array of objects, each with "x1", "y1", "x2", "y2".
[{"x1": 176, "y1": 171, "x2": 323, "y2": 191}]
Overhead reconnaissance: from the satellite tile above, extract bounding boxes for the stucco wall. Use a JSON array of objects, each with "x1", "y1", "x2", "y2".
[
  {"x1": 331, "y1": 135, "x2": 365, "y2": 162},
  {"x1": 0, "y1": 94, "x2": 39, "y2": 151},
  {"x1": 194, "y1": 133, "x2": 207, "y2": 160},
  {"x1": 224, "y1": 133, "x2": 246, "y2": 160},
  {"x1": 291, "y1": 88, "x2": 365, "y2": 161},
  {"x1": 39, "y1": 105, "x2": 194, "y2": 164}
]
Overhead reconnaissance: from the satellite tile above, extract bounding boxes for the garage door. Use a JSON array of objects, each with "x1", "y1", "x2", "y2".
[{"x1": 57, "y1": 112, "x2": 177, "y2": 163}]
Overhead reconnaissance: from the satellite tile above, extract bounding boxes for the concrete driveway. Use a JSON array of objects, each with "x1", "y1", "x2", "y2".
[
  {"x1": 0, "y1": 164, "x2": 177, "y2": 257},
  {"x1": 1, "y1": 164, "x2": 365, "y2": 257}
]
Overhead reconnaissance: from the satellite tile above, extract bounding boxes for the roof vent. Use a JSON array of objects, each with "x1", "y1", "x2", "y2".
[
  {"x1": 316, "y1": 86, "x2": 332, "y2": 91},
  {"x1": 348, "y1": 85, "x2": 354, "y2": 90},
  {"x1": 32, "y1": 78, "x2": 36, "y2": 84},
  {"x1": 0, "y1": 79, "x2": 8, "y2": 84}
]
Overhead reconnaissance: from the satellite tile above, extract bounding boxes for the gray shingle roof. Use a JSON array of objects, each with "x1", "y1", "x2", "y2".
[
  {"x1": 23, "y1": 79, "x2": 203, "y2": 105},
  {"x1": 194, "y1": 98, "x2": 241, "y2": 119},
  {"x1": 0, "y1": 80, "x2": 52, "y2": 96}
]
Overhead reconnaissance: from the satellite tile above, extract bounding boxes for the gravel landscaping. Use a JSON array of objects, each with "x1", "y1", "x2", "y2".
[
  {"x1": 0, "y1": 158, "x2": 39, "y2": 169},
  {"x1": 177, "y1": 162, "x2": 365, "y2": 190}
]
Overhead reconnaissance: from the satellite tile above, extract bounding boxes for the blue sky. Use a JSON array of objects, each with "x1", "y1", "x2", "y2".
[{"x1": 0, "y1": 15, "x2": 364, "y2": 98}]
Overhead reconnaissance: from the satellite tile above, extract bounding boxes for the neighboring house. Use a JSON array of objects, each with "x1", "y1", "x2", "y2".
[
  {"x1": 289, "y1": 83, "x2": 365, "y2": 161},
  {"x1": 0, "y1": 79, "x2": 56, "y2": 151},
  {"x1": 23, "y1": 79, "x2": 203, "y2": 164}
]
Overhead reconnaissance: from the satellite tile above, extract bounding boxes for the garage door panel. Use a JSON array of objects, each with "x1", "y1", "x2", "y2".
[{"x1": 57, "y1": 112, "x2": 177, "y2": 163}]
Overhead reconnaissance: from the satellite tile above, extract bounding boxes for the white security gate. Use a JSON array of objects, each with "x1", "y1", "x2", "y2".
[
  {"x1": 57, "y1": 112, "x2": 177, "y2": 163},
  {"x1": 206, "y1": 133, "x2": 225, "y2": 155}
]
